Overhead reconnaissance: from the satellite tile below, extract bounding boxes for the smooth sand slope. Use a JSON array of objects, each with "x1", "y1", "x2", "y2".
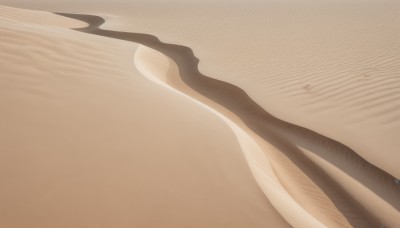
[
  {"x1": 0, "y1": 6, "x2": 290, "y2": 228},
  {"x1": 5, "y1": 0, "x2": 398, "y2": 179},
  {"x1": 69, "y1": 10, "x2": 400, "y2": 225},
  {"x1": 58, "y1": 11, "x2": 400, "y2": 227},
  {"x1": 0, "y1": 2, "x2": 399, "y2": 228},
  {"x1": 102, "y1": 0, "x2": 400, "y2": 180}
]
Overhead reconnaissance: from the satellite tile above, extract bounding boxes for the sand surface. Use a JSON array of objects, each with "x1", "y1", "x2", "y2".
[
  {"x1": 4, "y1": 0, "x2": 399, "y2": 179},
  {"x1": 0, "y1": 6, "x2": 289, "y2": 228},
  {"x1": 0, "y1": 1, "x2": 399, "y2": 227}
]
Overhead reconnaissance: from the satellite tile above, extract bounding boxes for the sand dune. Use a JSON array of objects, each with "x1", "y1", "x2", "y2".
[
  {"x1": 0, "y1": 1, "x2": 399, "y2": 227},
  {"x1": 134, "y1": 44, "x2": 329, "y2": 227},
  {"x1": 0, "y1": 6, "x2": 289, "y2": 228},
  {"x1": 11, "y1": 0, "x2": 398, "y2": 180},
  {"x1": 57, "y1": 12, "x2": 399, "y2": 227}
]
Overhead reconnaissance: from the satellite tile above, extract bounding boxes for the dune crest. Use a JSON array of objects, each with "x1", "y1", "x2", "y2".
[
  {"x1": 48, "y1": 0, "x2": 399, "y2": 180},
  {"x1": 1, "y1": 6, "x2": 291, "y2": 228},
  {"x1": 134, "y1": 44, "x2": 328, "y2": 227},
  {"x1": 1, "y1": 3, "x2": 399, "y2": 227},
  {"x1": 56, "y1": 12, "x2": 400, "y2": 227}
]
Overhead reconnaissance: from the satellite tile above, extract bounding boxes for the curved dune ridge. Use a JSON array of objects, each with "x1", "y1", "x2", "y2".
[
  {"x1": 10, "y1": 0, "x2": 397, "y2": 180},
  {"x1": 134, "y1": 44, "x2": 325, "y2": 227},
  {"x1": 0, "y1": 4, "x2": 399, "y2": 228},
  {"x1": 56, "y1": 12, "x2": 400, "y2": 227},
  {"x1": 106, "y1": 1, "x2": 399, "y2": 181},
  {"x1": 1, "y1": 6, "x2": 292, "y2": 228}
]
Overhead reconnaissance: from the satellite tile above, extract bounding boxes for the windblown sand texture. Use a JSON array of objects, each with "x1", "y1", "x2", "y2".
[{"x1": 0, "y1": 1, "x2": 399, "y2": 227}]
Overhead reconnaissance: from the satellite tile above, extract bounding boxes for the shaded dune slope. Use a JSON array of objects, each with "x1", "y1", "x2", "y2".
[
  {"x1": 0, "y1": 8, "x2": 292, "y2": 227},
  {"x1": 134, "y1": 45, "x2": 323, "y2": 227},
  {"x1": 57, "y1": 13, "x2": 400, "y2": 227}
]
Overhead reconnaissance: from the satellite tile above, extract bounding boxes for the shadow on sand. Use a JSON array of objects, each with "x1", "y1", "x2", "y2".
[{"x1": 56, "y1": 12, "x2": 400, "y2": 227}]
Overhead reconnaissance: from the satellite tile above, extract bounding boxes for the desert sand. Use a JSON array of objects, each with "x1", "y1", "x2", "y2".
[{"x1": 0, "y1": 1, "x2": 399, "y2": 227}]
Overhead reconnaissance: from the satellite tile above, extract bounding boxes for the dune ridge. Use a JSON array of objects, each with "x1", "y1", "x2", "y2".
[
  {"x1": 134, "y1": 44, "x2": 326, "y2": 227},
  {"x1": 1, "y1": 6, "x2": 295, "y2": 227},
  {"x1": 1, "y1": 0, "x2": 399, "y2": 182},
  {"x1": 0, "y1": 3, "x2": 399, "y2": 227},
  {"x1": 56, "y1": 13, "x2": 400, "y2": 227}
]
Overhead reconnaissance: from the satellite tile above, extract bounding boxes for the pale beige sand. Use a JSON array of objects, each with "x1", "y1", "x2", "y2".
[
  {"x1": 60, "y1": 12, "x2": 399, "y2": 227},
  {"x1": 0, "y1": 5, "x2": 86, "y2": 28},
  {"x1": 0, "y1": 6, "x2": 289, "y2": 228},
  {"x1": 7, "y1": 0, "x2": 398, "y2": 179},
  {"x1": 0, "y1": 1, "x2": 399, "y2": 228}
]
